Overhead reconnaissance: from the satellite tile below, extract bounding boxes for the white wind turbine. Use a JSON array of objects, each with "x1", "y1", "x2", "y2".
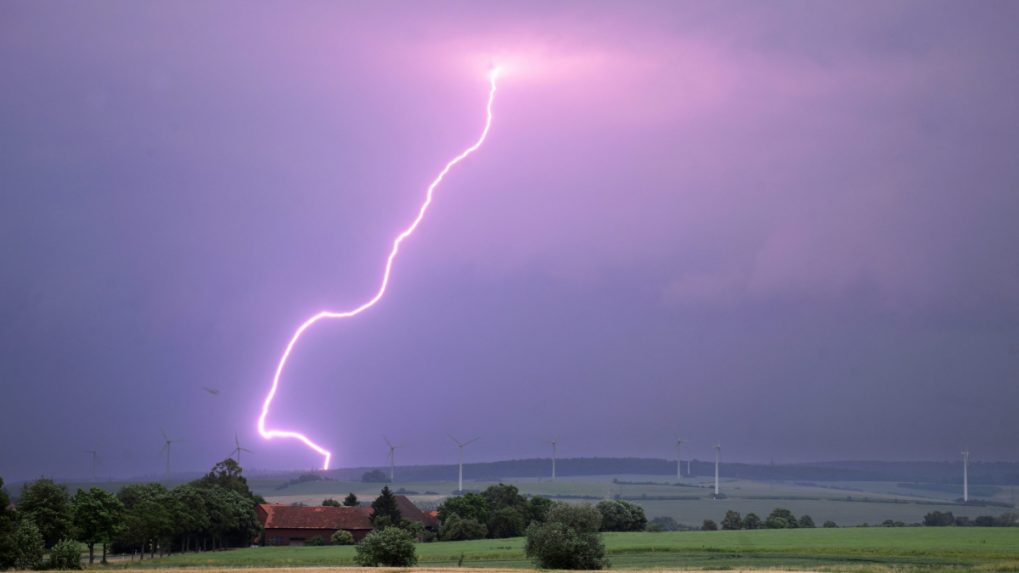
[
  {"x1": 962, "y1": 450, "x2": 970, "y2": 502},
  {"x1": 546, "y1": 438, "x2": 559, "y2": 480},
  {"x1": 160, "y1": 429, "x2": 182, "y2": 480},
  {"x1": 449, "y1": 434, "x2": 479, "y2": 493},
  {"x1": 674, "y1": 437, "x2": 684, "y2": 481},
  {"x1": 713, "y1": 443, "x2": 721, "y2": 497},
  {"x1": 84, "y1": 450, "x2": 99, "y2": 482},
  {"x1": 384, "y1": 436, "x2": 404, "y2": 483},
  {"x1": 228, "y1": 433, "x2": 253, "y2": 466}
]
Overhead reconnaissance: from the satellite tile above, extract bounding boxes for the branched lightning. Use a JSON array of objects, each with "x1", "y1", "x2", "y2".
[{"x1": 257, "y1": 68, "x2": 502, "y2": 470}]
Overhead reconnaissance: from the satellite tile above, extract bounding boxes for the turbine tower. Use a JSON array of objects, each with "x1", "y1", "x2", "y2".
[
  {"x1": 714, "y1": 443, "x2": 721, "y2": 497},
  {"x1": 228, "y1": 434, "x2": 253, "y2": 466},
  {"x1": 384, "y1": 437, "x2": 403, "y2": 483},
  {"x1": 686, "y1": 459, "x2": 691, "y2": 476},
  {"x1": 962, "y1": 450, "x2": 970, "y2": 502},
  {"x1": 449, "y1": 435, "x2": 478, "y2": 493},
  {"x1": 85, "y1": 450, "x2": 98, "y2": 482},
  {"x1": 547, "y1": 438, "x2": 559, "y2": 480},
  {"x1": 160, "y1": 429, "x2": 181, "y2": 480},
  {"x1": 674, "y1": 438, "x2": 684, "y2": 481}
]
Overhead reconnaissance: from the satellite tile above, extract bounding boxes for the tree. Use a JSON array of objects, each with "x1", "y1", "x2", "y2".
[
  {"x1": 342, "y1": 493, "x2": 359, "y2": 507},
  {"x1": 596, "y1": 500, "x2": 647, "y2": 532},
  {"x1": 48, "y1": 538, "x2": 82, "y2": 570},
  {"x1": 13, "y1": 519, "x2": 45, "y2": 570},
  {"x1": 526, "y1": 496, "x2": 553, "y2": 524},
  {"x1": 18, "y1": 479, "x2": 73, "y2": 547},
  {"x1": 117, "y1": 483, "x2": 171, "y2": 558},
  {"x1": 488, "y1": 507, "x2": 526, "y2": 538},
  {"x1": 923, "y1": 511, "x2": 955, "y2": 527},
  {"x1": 702, "y1": 519, "x2": 718, "y2": 531},
  {"x1": 0, "y1": 477, "x2": 17, "y2": 570},
  {"x1": 765, "y1": 508, "x2": 798, "y2": 529},
  {"x1": 439, "y1": 514, "x2": 488, "y2": 541},
  {"x1": 195, "y1": 459, "x2": 261, "y2": 502},
  {"x1": 483, "y1": 484, "x2": 526, "y2": 512},
  {"x1": 354, "y1": 527, "x2": 417, "y2": 566},
  {"x1": 438, "y1": 492, "x2": 489, "y2": 526},
  {"x1": 361, "y1": 469, "x2": 388, "y2": 483},
  {"x1": 798, "y1": 514, "x2": 816, "y2": 528},
  {"x1": 721, "y1": 510, "x2": 742, "y2": 530},
  {"x1": 331, "y1": 530, "x2": 355, "y2": 545},
  {"x1": 525, "y1": 503, "x2": 606, "y2": 570},
  {"x1": 370, "y1": 486, "x2": 402, "y2": 528},
  {"x1": 823, "y1": 520, "x2": 838, "y2": 528},
  {"x1": 743, "y1": 513, "x2": 762, "y2": 530},
  {"x1": 322, "y1": 498, "x2": 341, "y2": 507},
  {"x1": 72, "y1": 487, "x2": 125, "y2": 564}
]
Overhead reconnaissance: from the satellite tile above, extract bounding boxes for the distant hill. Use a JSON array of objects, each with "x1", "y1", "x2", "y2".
[{"x1": 274, "y1": 457, "x2": 1019, "y2": 485}]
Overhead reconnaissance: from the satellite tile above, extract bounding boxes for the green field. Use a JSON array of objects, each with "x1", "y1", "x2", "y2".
[{"x1": 115, "y1": 528, "x2": 1019, "y2": 571}]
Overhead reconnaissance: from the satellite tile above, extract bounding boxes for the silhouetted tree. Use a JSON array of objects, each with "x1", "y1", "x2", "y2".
[
  {"x1": 721, "y1": 510, "x2": 742, "y2": 530},
  {"x1": 343, "y1": 493, "x2": 359, "y2": 507},
  {"x1": 322, "y1": 498, "x2": 341, "y2": 507},
  {"x1": 18, "y1": 479, "x2": 72, "y2": 547},
  {"x1": 370, "y1": 486, "x2": 402, "y2": 528},
  {"x1": 743, "y1": 512, "x2": 762, "y2": 530}
]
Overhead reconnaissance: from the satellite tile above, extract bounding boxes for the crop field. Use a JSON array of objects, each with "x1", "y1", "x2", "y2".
[
  {"x1": 248, "y1": 474, "x2": 1014, "y2": 528},
  {"x1": 113, "y1": 528, "x2": 1019, "y2": 571}
]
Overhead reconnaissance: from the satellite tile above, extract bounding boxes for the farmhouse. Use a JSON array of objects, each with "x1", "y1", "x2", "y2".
[
  {"x1": 257, "y1": 504, "x2": 373, "y2": 545},
  {"x1": 257, "y1": 496, "x2": 437, "y2": 546}
]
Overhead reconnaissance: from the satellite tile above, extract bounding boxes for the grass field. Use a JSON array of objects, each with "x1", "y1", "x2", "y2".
[{"x1": 113, "y1": 528, "x2": 1019, "y2": 571}]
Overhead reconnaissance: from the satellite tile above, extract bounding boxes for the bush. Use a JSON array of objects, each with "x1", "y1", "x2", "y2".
[
  {"x1": 798, "y1": 514, "x2": 816, "y2": 528},
  {"x1": 439, "y1": 515, "x2": 488, "y2": 541},
  {"x1": 354, "y1": 527, "x2": 417, "y2": 567},
  {"x1": 765, "y1": 508, "x2": 798, "y2": 529},
  {"x1": 525, "y1": 502, "x2": 606, "y2": 570},
  {"x1": 649, "y1": 516, "x2": 679, "y2": 531},
  {"x1": 48, "y1": 539, "x2": 82, "y2": 570},
  {"x1": 823, "y1": 520, "x2": 838, "y2": 528},
  {"x1": 330, "y1": 530, "x2": 355, "y2": 545},
  {"x1": 305, "y1": 535, "x2": 326, "y2": 546},
  {"x1": 702, "y1": 519, "x2": 718, "y2": 531},
  {"x1": 13, "y1": 520, "x2": 45, "y2": 571},
  {"x1": 525, "y1": 522, "x2": 606, "y2": 570}
]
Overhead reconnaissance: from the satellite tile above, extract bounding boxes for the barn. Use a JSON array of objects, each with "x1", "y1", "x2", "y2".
[
  {"x1": 256, "y1": 496, "x2": 437, "y2": 546},
  {"x1": 257, "y1": 504, "x2": 373, "y2": 545}
]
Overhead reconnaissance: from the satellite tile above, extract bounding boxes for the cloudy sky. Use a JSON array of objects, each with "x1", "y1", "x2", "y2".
[{"x1": 1, "y1": 1, "x2": 1017, "y2": 480}]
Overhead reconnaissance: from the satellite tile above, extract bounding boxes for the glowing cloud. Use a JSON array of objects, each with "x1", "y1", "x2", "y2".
[{"x1": 257, "y1": 68, "x2": 501, "y2": 470}]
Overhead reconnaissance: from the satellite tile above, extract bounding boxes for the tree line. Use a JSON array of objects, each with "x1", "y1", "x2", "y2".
[{"x1": 0, "y1": 459, "x2": 262, "y2": 570}]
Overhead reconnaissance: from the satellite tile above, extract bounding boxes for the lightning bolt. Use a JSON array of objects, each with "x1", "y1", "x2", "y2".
[{"x1": 257, "y1": 68, "x2": 501, "y2": 470}]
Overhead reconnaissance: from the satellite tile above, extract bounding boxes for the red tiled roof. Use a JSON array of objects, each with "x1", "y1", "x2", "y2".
[
  {"x1": 394, "y1": 495, "x2": 439, "y2": 529},
  {"x1": 258, "y1": 504, "x2": 373, "y2": 530}
]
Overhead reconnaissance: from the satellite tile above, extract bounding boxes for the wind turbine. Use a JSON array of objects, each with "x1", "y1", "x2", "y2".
[
  {"x1": 449, "y1": 434, "x2": 478, "y2": 493},
  {"x1": 713, "y1": 443, "x2": 721, "y2": 497},
  {"x1": 962, "y1": 450, "x2": 970, "y2": 502},
  {"x1": 384, "y1": 437, "x2": 403, "y2": 483},
  {"x1": 228, "y1": 433, "x2": 253, "y2": 466},
  {"x1": 160, "y1": 429, "x2": 181, "y2": 480},
  {"x1": 546, "y1": 438, "x2": 559, "y2": 480},
  {"x1": 674, "y1": 438, "x2": 684, "y2": 481},
  {"x1": 84, "y1": 450, "x2": 98, "y2": 482}
]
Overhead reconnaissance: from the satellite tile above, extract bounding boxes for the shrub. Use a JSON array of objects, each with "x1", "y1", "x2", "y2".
[
  {"x1": 330, "y1": 530, "x2": 355, "y2": 545},
  {"x1": 305, "y1": 535, "x2": 326, "y2": 546},
  {"x1": 525, "y1": 522, "x2": 606, "y2": 570},
  {"x1": 765, "y1": 508, "x2": 798, "y2": 529},
  {"x1": 439, "y1": 514, "x2": 488, "y2": 541},
  {"x1": 702, "y1": 519, "x2": 718, "y2": 531},
  {"x1": 48, "y1": 539, "x2": 82, "y2": 570},
  {"x1": 823, "y1": 520, "x2": 838, "y2": 528},
  {"x1": 798, "y1": 514, "x2": 816, "y2": 528},
  {"x1": 13, "y1": 520, "x2": 45, "y2": 571},
  {"x1": 649, "y1": 516, "x2": 679, "y2": 531},
  {"x1": 354, "y1": 527, "x2": 417, "y2": 567}
]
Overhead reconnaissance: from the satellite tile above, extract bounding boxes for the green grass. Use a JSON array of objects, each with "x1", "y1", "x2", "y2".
[{"x1": 113, "y1": 527, "x2": 1019, "y2": 571}]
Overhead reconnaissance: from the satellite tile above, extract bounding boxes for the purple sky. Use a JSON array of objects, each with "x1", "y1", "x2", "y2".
[{"x1": 2, "y1": 1, "x2": 1018, "y2": 480}]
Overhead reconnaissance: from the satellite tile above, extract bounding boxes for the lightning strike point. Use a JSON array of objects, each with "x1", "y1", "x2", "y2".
[{"x1": 257, "y1": 69, "x2": 501, "y2": 471}]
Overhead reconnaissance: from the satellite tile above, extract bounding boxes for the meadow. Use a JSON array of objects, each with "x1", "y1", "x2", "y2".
[{"x1": 113, "y1": 528, "x2": 1019, "y2": 571}]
